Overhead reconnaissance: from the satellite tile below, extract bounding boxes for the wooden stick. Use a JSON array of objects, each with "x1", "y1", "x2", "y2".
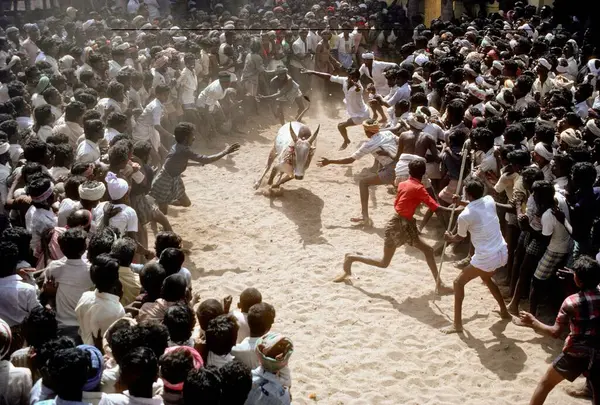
[{"x1": 435, "y1": 142, "x2": 470, "y2": 295}]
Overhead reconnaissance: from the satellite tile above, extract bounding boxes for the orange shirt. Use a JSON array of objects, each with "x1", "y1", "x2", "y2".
[{"x1": 394, "y1": 177, "x2": 439, "y2": 219}]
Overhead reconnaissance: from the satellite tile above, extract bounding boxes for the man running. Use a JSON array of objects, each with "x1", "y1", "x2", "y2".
[{"x1": 302, "y1": 68, "x2": 369, "y2": 150}]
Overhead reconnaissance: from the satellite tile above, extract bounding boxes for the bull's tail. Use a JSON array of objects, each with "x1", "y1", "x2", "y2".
[{"x1": 294, "y1": 96, "x2": 311, "y2": 123}]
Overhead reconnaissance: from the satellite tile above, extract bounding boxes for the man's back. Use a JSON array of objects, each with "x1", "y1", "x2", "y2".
[{"x1": 398, "y1": 130, "x2": 434, "y2": 157}]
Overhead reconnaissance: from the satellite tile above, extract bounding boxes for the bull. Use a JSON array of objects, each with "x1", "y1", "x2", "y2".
[{"x1": 254, "y1": 121, "x2": 320, "y2": 190}]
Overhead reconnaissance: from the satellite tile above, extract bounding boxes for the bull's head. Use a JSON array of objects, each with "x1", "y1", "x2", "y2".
[{"x1": 290, "y1": 123, "x2": 320, "y2": 180}]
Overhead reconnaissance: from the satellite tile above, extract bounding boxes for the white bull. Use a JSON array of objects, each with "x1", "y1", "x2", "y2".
[{"x1": 254, "y1": 121, "x2": 320, "y2": 189}]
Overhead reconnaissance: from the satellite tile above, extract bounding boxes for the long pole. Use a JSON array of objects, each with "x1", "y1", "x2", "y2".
[{"x1": 435, "y1": 141, "x2": 469, "y2": 294}]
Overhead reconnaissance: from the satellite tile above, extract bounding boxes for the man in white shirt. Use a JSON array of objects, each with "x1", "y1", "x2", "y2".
[
  {"x1": 372, "y1": 69, "x2": 411, "y2": 123},
  {"x1": 303, "y1": 68, "x2": 369, "y2": 150},
  {"x1": 104, "y1": 112, "x2": 128, "y2": 145},
  {"x1": 0, "y1": 241, "x2": 41, "y2": 327},
  {"x1": 231, "y1": 302, "x2": 275, "y2": 370},
  {"x1": 76, "y1": 119, "x2": 103, "y2": 164},
  {"x1": 358, "y1": 52, "x2": 398, "y2": 97},
  {"x1": 442, "y1": 178, "x2": 510, "y2": 334},
  {"x1": 75, "y1": 254, "x2": 125, "y2": 345},
  {"x1": 96, "y1": 82, "x2": 126, "y2": 123},
  {"x1": 196, "y1": 72, "x2": 232, "y2": 135},
  {"x1": 53, "y1": 101, "x2": 86, "y2": 148},
  {"x1": 108, "y1": 47, "x2": 127, "y2": 80},
  {"x1": 290, "y1": 28, "x2": 313, "y2": 92},
  {"x1": 44, "y1": 228, "x2": 92, "y2": 339},
  {"x1": 318, "y1": 119, "x2": 398, "y2": 226},
  {"x1": 532, "y1": 58, "x2": 555, "y2": 105},
  {"x1": 178, "y1": 53, "x2": 198, "y2": 123}
]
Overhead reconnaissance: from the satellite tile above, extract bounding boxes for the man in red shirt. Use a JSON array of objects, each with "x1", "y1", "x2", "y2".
[{"x1": 334, "y1": 160, "x2": 455, "y2": 293}]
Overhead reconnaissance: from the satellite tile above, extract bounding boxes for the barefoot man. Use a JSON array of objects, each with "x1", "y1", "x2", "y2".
[
  {"x1": 442, "y1": 178, "x2": 511, "y2": 334},
  {"x1": 318, "y1": 119, "x2": 397, "y2": 227},
  {"x1": 302, "y1": 67, "x2": 369, "y2": 150},
  {"x1": 334, "y1": 159, "x2": 454, "y2": 293}
]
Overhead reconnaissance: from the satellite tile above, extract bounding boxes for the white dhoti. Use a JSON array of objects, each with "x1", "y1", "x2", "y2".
[
  {"x1": 394, "y1": 154, "x2": 430, "y2": 188},
  {"x1": 133, "y1": 122, "x2": 161, "y2": 151},
  {"x1": 471, "y1": 244, "x2": 508, "y2": 272}
]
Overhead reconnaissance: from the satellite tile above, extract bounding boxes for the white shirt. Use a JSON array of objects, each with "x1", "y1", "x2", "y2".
[
  {"x1": 306, "y1": 31, "x2": 321, "y2": 53},
  {"x1": 575, "y1": 100, "x2": 589, "y2": 120},
  {"x1": 0, "y1": 274, "x2": 41, "y2": 327},
  {"x1": 35, "y1": 52, "x2": 59, "y2": 74},
  {"x1": 45, "y1": 257, "x2": 93, "y2": 327},
  {"x1": 108, "y1": 204, "x2": 139, "y2": 235},
  {"x1": 384, "y1": 82, "x2": 410, "y2": 105},
  {"x1": 75, "y1": 290, "x2": 125, "y2": 345},
  {"x1": 108, "y1": 60, "x2": 122, "y2": 80},
  {"x1": 554, "y1": 176, "x2": 568, "y2": 195},
  {"x1": 178, "y1": 67, "x2": 197, "y2": 105},
  {"x1": 232, "y1": 310, "x2": 249, "y2": 343},
  {"x1": 137, "y1": 98, "x2": 163, "y2": 128},
  {"x1": 351, "y1": 131, "x2": 398, "y2": 166},
  {"x1": 29, "y1": 207, "x2": 57, "y2": 251},
  {"x1": 231, "y1": 336, "x2": 260, "y2": 369},
  {"x1": 290, "y1": 37, "x2": 311, "y2": 69},
  {"x1": 36, "y1": 125, "x2": 53, "y2": 141},
  {"x1": 76, "y1": 139, "x2": 101, "y2": 164},
  {"x1": 541, "y1": 194, "x2": 571, "y2": 254},
  {"x1": 196, "y1": 79, "x2": 225, "y2": 111},
  {"x1": 0, "y1": 360, "x2": 32, "y2": 405},
  {"x1": 99, "y1": 391, "x2": 164, "y2": 405},
  {"x1": 359, "y1": 60, "x2": 398, "y2": 95},
  {"x1": 53, "y1": 121, "x2": 84, "y2": 148},
  {"x1": 57, "y1": 197, "x2": 81, "y2": 226},
  {"x1": 75, "y1": 63, "x2": 93, "y2": 79},
  {"x1": 96, "y1": 98, "x2": 122, "y2": 121},
  {"x1": 150, "y1": 68, "x2": 166, "y2": 91},
  {"x1": 457, "y1": 195, "x2": 506, "y2": 257},
  {"x1": 532, "y1": 76, "x2": 555, "y2": 100},
  {"x1": 206, "y1": 352, "x2": 234, "y2": 369},
  {"x1": 16, "y1": 116, "x2": 33, "y2": 131},
  {"x1": 104, "y1": 128, "x2": 121, "y2": 144},
  {"x1": 329, "y1": 75, "x2": 368, "y2": 119}
]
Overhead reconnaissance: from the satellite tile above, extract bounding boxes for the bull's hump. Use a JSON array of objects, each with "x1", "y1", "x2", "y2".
[{"x1": 278, "y1": 121, "x2": 311, "y2": 140}]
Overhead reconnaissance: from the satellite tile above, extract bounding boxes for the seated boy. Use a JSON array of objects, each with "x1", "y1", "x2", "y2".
[
  {"x1": 232, "y1": 288, "x2": 262, "y2": 343},
  {"x1": 110, "y1": 237, "x2": 141, "y2": 307},
  {"x1": 205, "y1": 315, "x2": 239, "y2": 369},
  {"x1": 231, "y1": 302, "x2": 276, "y2": 370},
  {"x1": 517, "y1": 256, "x2": 600, "y2": 405}
]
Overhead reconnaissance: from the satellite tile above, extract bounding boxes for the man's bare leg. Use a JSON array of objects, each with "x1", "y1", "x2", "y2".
[
  {"x1": 413, "y1": 237, "x2": 453, "y2": 293},
  {"x1": 172, "y1": 194, "x2": 192, "y2": 208},
  {"x1": 530, "y1": 365, "x2": 564, "y2": 405},
  {"x1": 480, "y1": 273, "x2": 511, "y2": 319},
  {"x1": 152, "y1": 208, "x2": 173, "y2": 232},
  {"x1": 441, "y1": 265, "x2": 481, "y2": 334},
  {"x1": 337, "y1": 118, "x2": 356, "y2": 150},
  {"x1": 334, "y1": 245, "x2": 397, "y2": 282},
  {"x1": 350, "y1": 174, "x2": 383, "y2": 227},
  {"x1": 507, "y1": 253, "x2": 537, "y2": 315}
]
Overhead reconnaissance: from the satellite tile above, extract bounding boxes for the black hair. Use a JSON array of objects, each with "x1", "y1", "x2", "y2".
[
  {"x1": 109, "y1": 134, "x2": 133, "y2": 149},
  {"x1": 183, "y1": 368, "x2": 222, "y2": 405},
  {"x1": 2, "y1": 227, "x2": 32, "y2": 261},
  {"x1": 33, "y1": 104, "x2": 53, "y2": 128},
  {"x1": 408, "y1": 159, "x2": 426, "y2": 179},
  {"x1": 35, "y1": 336, "x2": 76, "y2": 375},
  {"x1": 46, "y1": 132, "x2": 69, "y2": 146},
  {"x1": 23, "y1": 137, "x2": 49, "y2": 163},
  {"x1": 531, "y1": 180, "x2": 555, "y2": 214},
  {"x1": 27, "y1": 177, "x2": 53, "y2": 207},
  {"x1": 64, "y1": 175, "x2": 86, "y2": 200},
  {"x1": 572, "y1": 256, "x2": 600, "y2": 290},
  {"x1": 159, "y1": 348, "x2": 195, "y2": 389},
  {"x1": 247, "y1": 302, "x2": 276, "y2": 337},
  {"x1": 471, "y1": 127, "x2": 495, "y2": 150},
  {"x1": 155, "y1": 84, "x2": 170, "y2": 96},
  {"x1": 163, "y1": 304, "x2": 196, "y2": 344},
  {"x1": 106, "y1": 81, "x2": 125, "y2": 100},
  {"x1": 84, "y1": 119, "x2": 104, "y2": 141},
  {"x1": 503, "y1": 124, "x2": 526, "y2": 145},
  {"x1": 206, "y1": 315, "x2": 239, "y2": 356},
  {"x1": 535, "y1": 123, "x2": 556, "y2": 145},
  {"x1": 507, "y1": 149, "x2": 531, "y2": 167},
  {"x1": 0, "y1": 119, "x2": 18, "y2": 140},
  {"x1": 159, "y1": 247, "x2": 185, "y2": 276},
  {"x1": 64, "y1": 101, "x2": 86, "y2": 122},
  {"x1": 108, "y1": 323, "x2": 141, "y2": 365},
  {"x1": 161, "y1": 273, "x2": 187, "y2": 302},
  {"x1": 567, "y1": 146, "x2": 592, "y2": 163},
  {"x1": 521, "y1": 166, "x2": 544, "y2": 190},
  {"x1": 23, "y1": 306, "x2": 58, "y2": 350},
  {"x1": 464, "y1": 178, "x2": 485, "y2": 200},
  {"x1": 47, "y1": 347, "x2": 89, "y2": 396},
  {"x1": 75, "y1": 93, "x2": 96, "y2": 109},
  {"x1": 52, "y1": 143, "x2": 74, "y2": 168},
  {"x1": 140, "y1": 262, "x2": 167, "y2": 300},
  {"x1": 485, "y1": 116, "x2": 506, "y2": 138},
  {"x1": 154, "y1": 231, "x2": 182, "y2": 257},
  {"x1": 119, "y1": 347, "x2": 159, "y2": 395},
  {"x1": 107, "y1": 112, "x2": 128, "y2": 129},
  {"x1": 174, "y1": 122, "x2": 195, "y2": 144},
  {"x1": 87, "y1": 228, "x2": 117, "y2": 263},
  {"x1": 135, "y1": 320, "x2": 170, "y2": 360},
  {"x1": 239, "y1": 288, "x2": 262, "y2": 313},
  {"x1": 571, "y1": 162, "x2": 597, "y2": 190},
  {"x1": 108, "y1": 142, "x2": 130, "y2": 168},
  {"x1": 553, "y1": 154, "x2": 573, "y2": 177},
  {"x1": 110, "y1": 237, "x2": 137, "y2": 267},
  {"x1": 133, "y1": 140, "x2": 152, "y2": 163},
  {"x1": 218, "y1": 360, "x2": 252, "y2": 405},
  {"x1": 89, "y1": 253, "x2": 120, "y2": 292},
  {"x1": 196, "y1": 299, "x2": 224, "y2": 331},
  {"x1": 58, "y1": 228, "x2": 88, "y2": 259},
  {"x1": 521, "y1": 101, "x2": 541, "y2": 118}
]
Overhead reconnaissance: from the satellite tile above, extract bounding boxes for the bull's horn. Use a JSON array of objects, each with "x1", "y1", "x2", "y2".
[
  {"x1": 308, "y1": 125, "x2": 320, "y2": 144},
  {"x1": 289, "y1": 123, "x2": 298, "y2": 142}
]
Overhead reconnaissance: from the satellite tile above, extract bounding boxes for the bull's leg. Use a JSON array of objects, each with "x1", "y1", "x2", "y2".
[
  {"x1": 267, "y1": 167, "x2": 279, "y2": 186},
  {"x1": 254, "y1": 149, "x2": 276, "y2": 190},
  {"x1": 271, "y1": 174, "x2": 294, "y2": 188}
]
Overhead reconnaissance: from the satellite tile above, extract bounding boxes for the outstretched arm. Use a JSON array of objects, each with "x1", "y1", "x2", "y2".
[
  {"x1": 301, "y1": 69, "x2": 332, "y2": 81},
  {"x1": 189, "y1": 143, "x2": 241, "y2": 164},
  {"x1": 517, "y1": 311, "x2": 566, "y2": 338},
  {"x1": 318, "y1": 156, "x2": 356, "y2": 166}
]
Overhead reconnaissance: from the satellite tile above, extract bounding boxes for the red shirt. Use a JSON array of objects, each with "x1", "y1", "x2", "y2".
[{"x1": 394, "y1": 177, "x2": 439, "y2": 219}]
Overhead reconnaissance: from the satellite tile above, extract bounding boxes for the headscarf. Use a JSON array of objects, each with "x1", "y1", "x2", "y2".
[
  {"x1": 534, "y1": 142, "x2": 553, "y2": 161},
  {"x1": 492, "y1": 60, "x2": 503, "y2": 71},
  {"x1": 106, "y1": 172, "x2": 129, "y2": 201},
  {"x1": 161, "y1": 346, "x2": 204, "y2": 391},
  {"x1": 361, "y1": 52, "x2": 374, "y2": 60},
  {"x1": 586, "y1": 119, "x2": 600, "y2": 137},
  {"x1": 256, "y1": 333, "x2": 293, "y2": 373},
  {"x1": 466, "y1": 83, "x2": 487, "y2": 101},
  {"x1": 559, "y1": 128, "x2": 582, "y2": 147},
  {"x1": 406, "y1": 113, "x2": 427, "y2": 130},
  {"x1": 30, "y1": 183, "x2": 54, "y2": 203},
  {"x1": 588, "y1": 59, "x2": 600, "y2": 77},
  {"x1": 362, "y1": 120, "x2": 380, "y2": 132},
  {"x1": 153, "y1": 55, "x2": 169, "y2": 69},
  {"x1": 66, "y1": 6, "x2": 77, "y2": 18},
  {"x1": 0, "y1": 318, "x2": 11, "y2": 360},
  {"x1": 0, "y1": 141, "x2": 10, "y2": 155},
  {"x1": 35, "y1": 76, "x2": 51, "y2": 95},
  {"x1": 78, "y1": 344, "x2": 104, "y2": 391},
  {"x1": 484, "y1": 101, "x2": 503, "y2": 117},
  {"x1": 79, "y1": 181, "x2": 106, "y2": 201},
  {"x1": 59, "y1": 55, "x2": 75, "y2": 70},
  {"x1": 7, "y1": 56, "x2": 20, "y2": 69},
  {"x1": 538, "y1": 58, "x2": 552, "y2": 71}
]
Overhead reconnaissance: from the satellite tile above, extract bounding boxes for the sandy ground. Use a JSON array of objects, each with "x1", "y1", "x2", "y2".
[{"x1": 165, "y1": 105, "x2": 589, "y2": 405}]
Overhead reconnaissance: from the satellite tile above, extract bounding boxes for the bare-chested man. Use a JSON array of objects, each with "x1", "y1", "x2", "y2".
[
  {"x1": 313, "y1": 30, "x2": 341, "y2": 116},
  {"x1": 318, "y1": 119, "x2": 398, "y2": 227}
]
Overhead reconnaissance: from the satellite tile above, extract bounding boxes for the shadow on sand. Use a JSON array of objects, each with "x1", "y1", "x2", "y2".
[{"x1": 269, "y1": 187, "x2": 327, "y2": 247}]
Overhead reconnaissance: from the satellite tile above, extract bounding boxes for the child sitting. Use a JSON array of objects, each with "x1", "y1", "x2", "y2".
[
  {"x1": 205, "y1": 314, "x2": 239, "y2": 369},
  {"x1": 232, "y1": 302, "x2": 276, "y2": 370},
  {"x1": 160, "y1": 346, "x2": 203, "y2": 405},
  {"x1": 245, "y1": 333, "x2": 294, "y2": 405},
  {"x1": 137, "y1": 273, "x2": 187, "y2": 322},
  {"x1": 232, "y1": 288, "x2": 262, "y2": 344},
  {"x1": 110, "y1": 237, "x2": 141, "y2": 307},
  {"x1": 164, "y1": 304, "x2": 196, "y2": 347}
]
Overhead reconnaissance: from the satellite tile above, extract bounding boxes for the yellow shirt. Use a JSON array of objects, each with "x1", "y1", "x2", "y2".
[{"x1": 118, "y1": 266, "x2": 141, "y2": 307}]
